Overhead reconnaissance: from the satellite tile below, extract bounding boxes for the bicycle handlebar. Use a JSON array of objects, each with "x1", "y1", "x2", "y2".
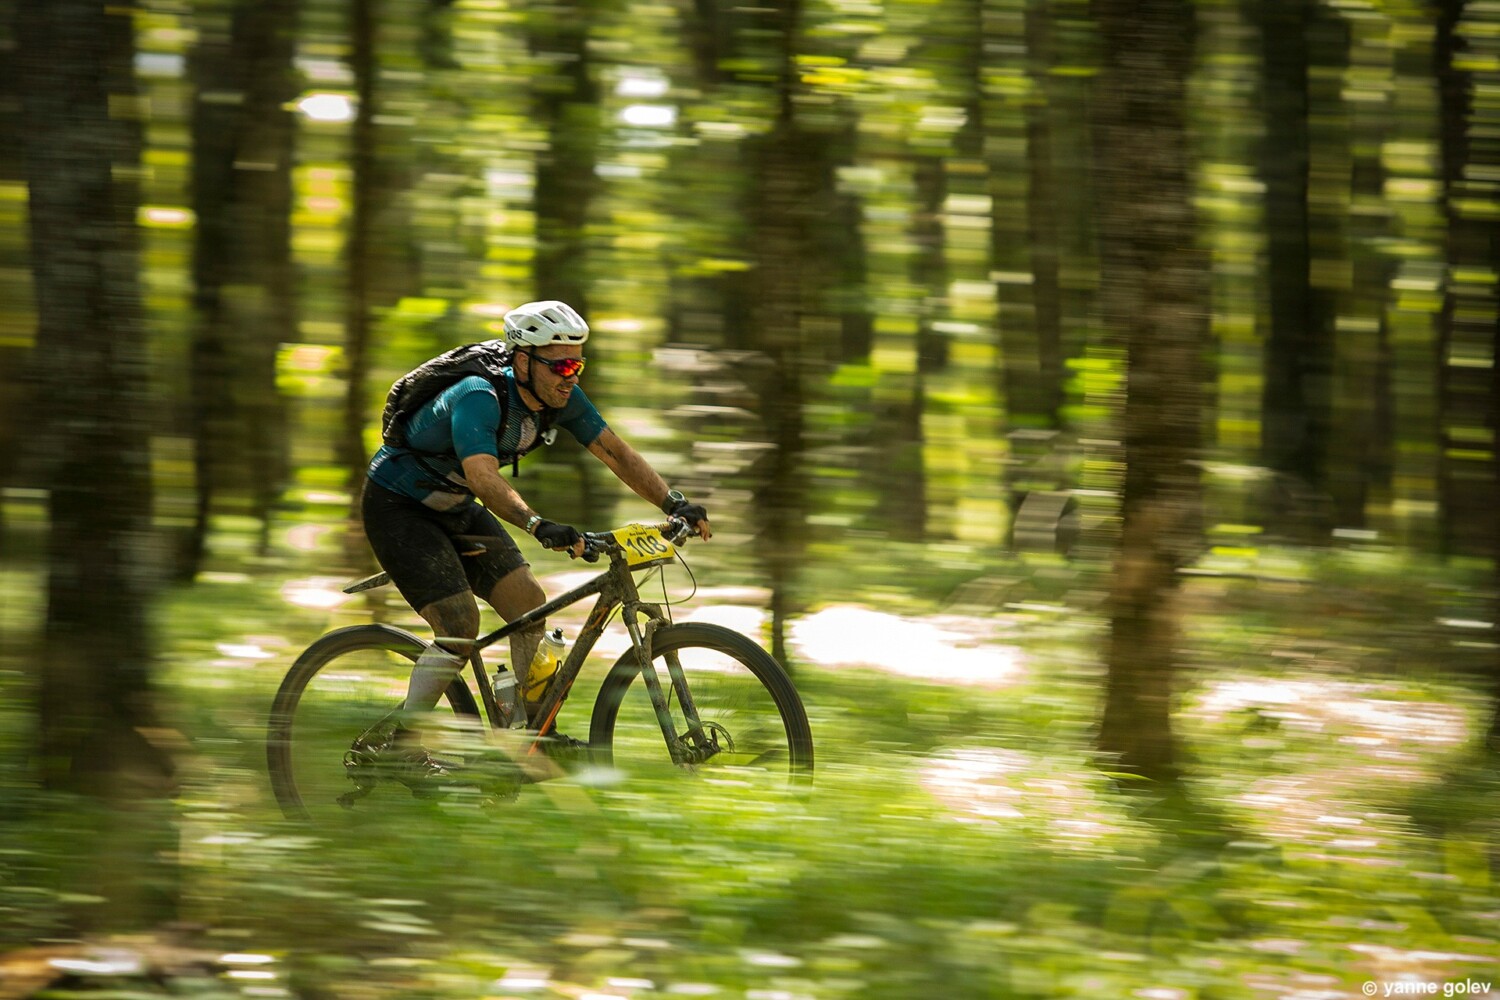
[{"x1": 576, "y1": 516, "x2": 692, "y2": 563}]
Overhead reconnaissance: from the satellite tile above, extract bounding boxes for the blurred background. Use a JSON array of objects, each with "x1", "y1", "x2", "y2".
[{"x1": 1, "y1": 0, "x2": 1499, "y2": 996}]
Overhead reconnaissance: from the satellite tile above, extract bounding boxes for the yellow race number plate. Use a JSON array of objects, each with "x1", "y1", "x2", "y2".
[{"x1": 614, "y1": 522, "x2": 677, "y2": 567}]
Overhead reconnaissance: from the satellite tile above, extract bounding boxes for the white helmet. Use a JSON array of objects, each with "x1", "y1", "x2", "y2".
[{"x1": 503, "y1": 300, "x2": 589, "y2": 347}]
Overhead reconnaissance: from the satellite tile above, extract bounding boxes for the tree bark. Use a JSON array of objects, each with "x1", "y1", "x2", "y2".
[
  {"x1": 748, "y1": 0, "x2": 817, "y2": 668},
  {"x1": 1092, "y1": 0, "x2": 1208, "y2": 784},
  {"x1": 528, "y1": 0, "x2": 605, "y2": 523},
  {"x1": 675, "y1": 0, "x2": 846, "y2": 665},
  {"x1": 187, "y1": 0, "x2": 299, "y2": 574},
  {"x1": 529, "y1": 2, "x2": 598, "y2": 313},
  {"x1": 17, "y1": 0, "x2": 176, "y2": 923},
  {"x1": 1257, "y1": 0, "x2": 1326, "y2": 482},
  {"x1": 0, "y1": 0, "x2": 31, "y2": 540},
  {"x1": 1253, "y1": 0, "x2": 1345, "y2": 541},
  {"x1": 1433, "y1": 0, "x2": 1500, "y2": 748},
  {"x1": 1025, "y1": 0, "x2": 1065, "y2": 429},
  {"x1": 342, "y1": 0, "x2": 377, "y2": 506},
  {"x1": 1436, "y1": 0, "x2": 1497, "y2": 560},
  {"x1": 751, "y1": 123, "x2": 810, "y2": 669},
  {"x1": 990, "y1": 0, "x2": 1050, "y2": 434}
]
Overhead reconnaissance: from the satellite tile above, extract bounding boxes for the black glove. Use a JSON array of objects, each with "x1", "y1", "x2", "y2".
[
  {"x1": 668, "y1": 500, "x2": 709, "y2": 528},
  {"x1": 532, "y1": 519, "x2": 581, "y2": 551}
]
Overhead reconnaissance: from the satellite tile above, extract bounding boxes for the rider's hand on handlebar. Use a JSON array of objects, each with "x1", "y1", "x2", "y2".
[
  {"x1": 532, "y1": 519, "x2": 586, "y2": 558},
  {"x1": 667, "y1": 499, "x2": 712, "y2": 541}
]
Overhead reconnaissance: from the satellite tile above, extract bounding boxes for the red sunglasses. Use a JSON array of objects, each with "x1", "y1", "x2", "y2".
[{"x1": 526, "y1": 353, "x2": 586, "y2": 378}]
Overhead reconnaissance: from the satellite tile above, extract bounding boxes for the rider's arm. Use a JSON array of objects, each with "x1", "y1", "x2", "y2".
[
  {"x1": 452, "y1": 388, "x2": 584, "y2": 555},
  {"x1": 460, "y1": 453, "x2": 535, "y2": 527},
  {"x1": 449, "y1": 389, "x2": 529, "y2": 525},
  {"x1": 460, "y1": 454, "x2": 586, "y2": 556},
  {"x1": 587, "y1": 428, "x2": 711, "y2": 539}
]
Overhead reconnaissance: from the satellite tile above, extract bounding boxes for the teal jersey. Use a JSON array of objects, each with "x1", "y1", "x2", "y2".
[{"x1": 368, "y1": 371, "x2": 606, "y2": 507}]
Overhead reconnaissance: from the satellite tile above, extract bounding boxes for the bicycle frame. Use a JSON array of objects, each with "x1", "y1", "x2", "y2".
[{"x1": 459, "y1": 544, "x2": 709, "y2": 765}]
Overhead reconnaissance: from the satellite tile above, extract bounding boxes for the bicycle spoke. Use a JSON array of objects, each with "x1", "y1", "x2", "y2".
[
  {"x1": 590, "y1": 623, "x2": 812, "y2": 786},
  {"x1": 269, "y1": 626, "x2": 484, "y2": 821},
  {"x1": 287, "y1": 648, "x2": 418, "y2": 816}
]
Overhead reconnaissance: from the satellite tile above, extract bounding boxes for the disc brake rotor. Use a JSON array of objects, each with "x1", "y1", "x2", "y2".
[{"x1": 677, "y1": 721, "x2": 734, "y2": 764}]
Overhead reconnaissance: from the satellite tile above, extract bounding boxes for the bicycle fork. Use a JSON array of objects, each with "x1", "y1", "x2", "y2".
[{"x1": 624, "y1": 604, "x2": 723, "y2": 766}]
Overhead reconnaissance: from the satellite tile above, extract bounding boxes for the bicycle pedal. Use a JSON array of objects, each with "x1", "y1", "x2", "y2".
[
  {"x1": 539, "y1": 733, "x2": 591, "y2": 754},
  {"x1": 343, "y1": 752, "x2": 380, "y2": 785},
  {"x1": 405, "y1": 784, "x2": 449, "y2": 801},
  {"x1": 337, "y1": 787, "x2": 372, "y2": 809},
  {"x1": 480, "y1": 783, "x2": 522, "y2": 807}
]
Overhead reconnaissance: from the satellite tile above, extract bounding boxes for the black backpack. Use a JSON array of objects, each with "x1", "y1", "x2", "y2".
[{"x1": 381, "y1": 339, "x2": 558, "y2": 481}]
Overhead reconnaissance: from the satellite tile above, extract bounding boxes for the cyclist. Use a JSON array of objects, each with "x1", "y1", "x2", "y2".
[{"x1": 361, "y1": 299, "x2": 711, "y2": 784}]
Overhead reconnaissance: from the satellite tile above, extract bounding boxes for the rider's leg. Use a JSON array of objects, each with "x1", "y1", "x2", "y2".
[
  {"x1": 361, "y1": 484, "x2": 487, "y2": 738},
  {"x1": 482, "y1": 568, "x2": 579, "y2": 770},
  {"x1": 398, "y1": 591, "x2": 479, "y2": 741},
  {"x1": 484, "y1": 566, "x2": 547, "y2": 718}
]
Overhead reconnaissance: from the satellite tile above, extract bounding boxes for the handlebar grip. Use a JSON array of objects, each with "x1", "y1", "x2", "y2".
[{"x1": 580, "y1": 533, "x2": 607, "y2": 563}]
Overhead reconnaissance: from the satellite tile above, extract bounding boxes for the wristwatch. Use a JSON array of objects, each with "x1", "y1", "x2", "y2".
[
  {"x1": 524, "y1": 514, "x2": 543, "y2": 535},
  {"x1": 661, "y1": 489, "x2": 686, "y2": 515}
]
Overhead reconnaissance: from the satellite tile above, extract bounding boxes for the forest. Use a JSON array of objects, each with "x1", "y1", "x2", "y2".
[{"x1": 1, "y1": 0, "x2": 1499, "y2": 996}]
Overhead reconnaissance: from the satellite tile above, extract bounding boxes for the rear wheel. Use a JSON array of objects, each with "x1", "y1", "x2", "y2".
[
  {"x1": 267, "y1": 624, "x2": 481, "y2": 821},
  {"x1": 588, "y1": 622, "x2": 813, "y2": 786}
]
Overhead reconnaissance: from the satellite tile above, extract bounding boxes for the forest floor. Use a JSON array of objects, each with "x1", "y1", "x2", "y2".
[{"x1": 2, "y1": 511, "x2": 1499, "y2": 998}]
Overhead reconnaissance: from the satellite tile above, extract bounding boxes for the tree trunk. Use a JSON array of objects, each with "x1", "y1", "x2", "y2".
[
  {"x1": 342, "y1": 0, "x2": 377, "y2": 508},
  {"x1": 750, "y1": 0, "x2": 817, "y2": 668},
  {"x1": 1025, "y1": 0, "x2": 1065, "y2": 429},
  {"x1": 1092, "y1": 0, "x2": 1207, "y2": 784},
  {"x1": 675, "y1": 0, "x2": 845, "y2": 665},
  {"x1": 17, "y1": 0, "x2": 176, "y2": 923},
  {"x1": 529, "y1": 3, "x2": 598, "y2": 313},
  {"x1": 527, "y1": 0, "x2": 605, "y2": 524},
  {"x1": 875, "y1": 154, "x2": 946, "y2": 541},
  {"x1": 0, "y1": 1, "x2": 28, "y2": 537},
  {"x1": 186, "y1": 10, "x2": 235, "y2": 576},
  {"x1": 1433, "y1": 0, "x2": 1500, "y2": 748},
  {"x1": 186, "y1": 0, "x2": 299, "y2": 575},
  {"x1": 1491, "y1": 296, "x2": 1500, "y2": 754},
  {"x1": 237, "y1": 0, "x2": 299, "y2": 554},
  {"x1": 990, "y1": 5, "x2": 1047, "y2": 434},
  {"x1": 1255, "y1": 0, "x2": 1336, "y2": 524},
  {"x1": 1436, "y1": 0, "x2": 1496, "y2": 560},
  {"x1": 752, "y1": 124, "x2": 810, "y2": 669}
]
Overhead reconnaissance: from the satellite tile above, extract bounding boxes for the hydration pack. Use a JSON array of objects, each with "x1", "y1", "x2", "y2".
[{"x1": 380, "y1": 339, "x2": 557, "y2": 480}]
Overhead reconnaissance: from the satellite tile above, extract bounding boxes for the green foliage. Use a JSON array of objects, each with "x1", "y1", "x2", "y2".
[
  {"x1": 4, "y1": 528, "x2": 1499, "y2": 995},
  {"x1": 6, "y1": 0, "x2": 1500, "y2": 992}
]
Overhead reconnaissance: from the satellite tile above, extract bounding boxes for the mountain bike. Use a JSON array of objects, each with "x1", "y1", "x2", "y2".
[{"x1": 266, "y1": 518, "x2": 813, "y2": 820}]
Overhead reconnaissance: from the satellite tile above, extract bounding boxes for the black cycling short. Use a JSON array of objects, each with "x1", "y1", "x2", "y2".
[{"x1": 361, "y1": 480, "x2": 528, "y2": 612}]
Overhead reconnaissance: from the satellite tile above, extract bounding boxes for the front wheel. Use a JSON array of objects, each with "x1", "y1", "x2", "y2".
[
  {"x1": 589, "y1": 622, "x2": 813, "y2": 786},
  {"x1": 267, "y1": 624, "x2": 481, "y2": 821}
]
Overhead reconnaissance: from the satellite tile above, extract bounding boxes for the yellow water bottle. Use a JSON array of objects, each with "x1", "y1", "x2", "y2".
[{"x1": 524, "y1": 628, "x2": 566, "y2": 704}]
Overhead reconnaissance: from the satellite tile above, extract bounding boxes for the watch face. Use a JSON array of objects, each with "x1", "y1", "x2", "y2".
[{"x1": 667, "y1": 490, "x2": 686, "y2": 505}]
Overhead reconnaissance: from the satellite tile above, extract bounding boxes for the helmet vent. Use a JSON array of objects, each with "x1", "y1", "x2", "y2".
[{"x1": 503, "y1": 300, "x2": 590, "y2": 347}]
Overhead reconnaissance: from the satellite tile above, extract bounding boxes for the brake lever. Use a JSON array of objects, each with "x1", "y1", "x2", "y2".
[{"x1": 579, "y1": 533, "x2": 606, "y2": 563}]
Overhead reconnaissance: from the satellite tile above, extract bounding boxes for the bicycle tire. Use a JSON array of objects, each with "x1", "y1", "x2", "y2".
[
  {"x1": 588, "y1": 622, "x2": 813, "y2": 785},
  {"x1": 267, "y1": 623, "x2": 481, "y2": 820}
]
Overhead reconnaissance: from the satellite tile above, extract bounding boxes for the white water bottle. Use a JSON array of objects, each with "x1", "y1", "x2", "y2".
[{"x1": 492, "y1": 668, "x2": 526, "y2": 729}]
